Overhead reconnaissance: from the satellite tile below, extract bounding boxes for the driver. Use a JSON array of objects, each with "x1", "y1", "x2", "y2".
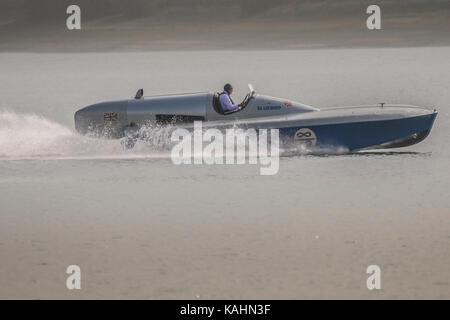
[{"x1": 219, "y1": 83, "x2": 240, "y2": 112}]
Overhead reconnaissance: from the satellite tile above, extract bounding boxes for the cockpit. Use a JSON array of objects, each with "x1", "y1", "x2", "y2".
[{"x1": 212, "y1": 84, "x2": 256, "y2": 115}]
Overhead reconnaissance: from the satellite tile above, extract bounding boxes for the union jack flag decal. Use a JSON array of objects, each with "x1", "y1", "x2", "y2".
[{"x1": 104, "y1": 112, "x2": 118, "y2": 121}]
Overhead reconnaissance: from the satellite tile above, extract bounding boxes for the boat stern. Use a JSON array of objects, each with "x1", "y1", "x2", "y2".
[{"x1": 74, "y1": 100, "x2": 128, "y2": 138}]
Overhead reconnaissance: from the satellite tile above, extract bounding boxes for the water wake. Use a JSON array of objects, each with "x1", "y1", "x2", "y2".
[
  {"x1": 0, "y1": 111, "x2": 170, "y2": 160},
  {"x1": 0, "y1": 111, "x2": 350, "y2": 161}
]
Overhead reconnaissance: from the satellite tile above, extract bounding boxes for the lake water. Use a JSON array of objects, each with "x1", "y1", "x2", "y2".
[{"x1": 0, "y1": 48, "x2": 449, "y2": 298}]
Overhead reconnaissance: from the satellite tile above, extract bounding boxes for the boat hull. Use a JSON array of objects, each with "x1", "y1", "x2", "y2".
[
  {"x1": 74, "y1": 91, "x2": 437, "y2": 152},
  {"x1": 279, "y1": 111, "x2": 437, "y2": 151}
]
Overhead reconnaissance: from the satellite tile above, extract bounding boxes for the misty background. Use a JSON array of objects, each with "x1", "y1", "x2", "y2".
[
  {"x1": 1, "y1": 1, "x2": 450, "y2": 300},
  {"x1": 0, "y1": 0, "x2": 449, "y2": 51}
]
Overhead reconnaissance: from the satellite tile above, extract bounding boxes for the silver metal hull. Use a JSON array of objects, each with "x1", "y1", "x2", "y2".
[{"x1": 74, "y1": 90, "x2": 437, "y2": 151}]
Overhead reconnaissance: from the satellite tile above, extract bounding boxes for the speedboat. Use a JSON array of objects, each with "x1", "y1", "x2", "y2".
[{"x1": 74, "y1": 84, "x2": 437, "y2": 151}]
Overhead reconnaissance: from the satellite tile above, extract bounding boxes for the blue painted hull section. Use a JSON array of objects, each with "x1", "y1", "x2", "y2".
[{"x1": 280, "y1": 112, "x2": 437, "y2": 150}]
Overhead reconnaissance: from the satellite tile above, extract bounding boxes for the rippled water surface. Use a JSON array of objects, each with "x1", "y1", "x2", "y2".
[{"x1": 0, "y1": 48, "x2": 449, "y2": 299}]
